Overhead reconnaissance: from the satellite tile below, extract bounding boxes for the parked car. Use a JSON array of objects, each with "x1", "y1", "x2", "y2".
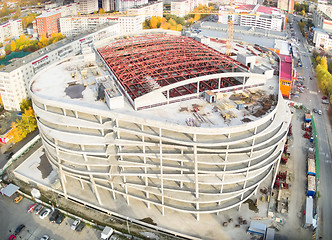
[
  {"x1": 14, "y1": 224, "x2": 25, "y2": 235},
  {"x1": 6, "y1": 152, "x2": 14, "y2": 160},
  {"x1": 27, "y1": 203, "x2": 37, "y2": 213},
  {"x1": 49, "y1": 209, "x2": 60, "y2": 223},
  {"x1": 34, "y1": 205, "x2": 43, "y2": 215},
  {"x1": 313, "y1": 108, "x2": 318, "y2": 113},
  {"x1": 39, "y1": 209, "x2": 52, "y2": 219},
  {"x1": 322, "y1": 96, "x2": 328, "y2": 99},
  {"x1": 318, "y1": 110, "x2": 322, "y2": 115},
  {"x1": 56, "y1": 213, "x2": 65, "y2": 224},
  {"x1": 14, "y1": 195, "x2": 23, "y2": 203},
  {"x1": 322, "y1": 99, "x2": 329, "y2": 104},
  {"x1": 8, "y1": 235, "x2": 16, "y2": 240},
  {"x1": 39, "y1": 235, "x2": 49, "y2": 240},
  {"x1": 71, "y1": 219, "x2": 81, "y2": 230},
  {"x1": 76, "y1": 222, "x2": 86, "y2": 232}
]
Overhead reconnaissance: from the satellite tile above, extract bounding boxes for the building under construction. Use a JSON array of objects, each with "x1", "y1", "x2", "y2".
[{"x1": 27, "y1": 30, "x2": 291, "y2": 221}]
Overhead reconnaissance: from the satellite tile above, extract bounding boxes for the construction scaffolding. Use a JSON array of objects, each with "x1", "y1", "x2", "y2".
[{"x1": 97, "y1": 34, "x2": 247, "y2": 101}]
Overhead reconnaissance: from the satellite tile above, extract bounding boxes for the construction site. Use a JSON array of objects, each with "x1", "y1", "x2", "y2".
[{"x1": 8, "y1": 28, "x2": 295, "y2": 239}]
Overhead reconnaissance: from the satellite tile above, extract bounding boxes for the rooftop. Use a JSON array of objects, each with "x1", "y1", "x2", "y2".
[
  {"x1": 279, "y1": 54, "x2": 292, "y2": 81},
  {"x1": 97, "y1": 34, "x2": 247, "y2": 101},
  {"x1": 0, "y1": 22, "x2": 118, "y2": 73},
  {"x1": 36, "y1": 10, "x2": 61, "y2": 18},
  {"x1": 31, "y1": 33, "x2": 280, "y2": 129}
]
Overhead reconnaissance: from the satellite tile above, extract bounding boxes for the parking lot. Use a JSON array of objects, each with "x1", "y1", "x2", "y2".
[{"x1": 0, "y1": 195, "x2": 102, "y2": 240}]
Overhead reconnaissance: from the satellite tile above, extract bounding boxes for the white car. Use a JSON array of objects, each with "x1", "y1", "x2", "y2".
[
  {"x1": 318, "y1": 110, "x2": 322, "y2": 115},
  {"x1": 40, "y1": 235, "x2": 49, "y2": 240},
  {"x1": 39, "y1": 209, "x2": 52, "y2": 219},
  {"x1": 71, "y1": 219, "x2": 81, "y2": 230}
]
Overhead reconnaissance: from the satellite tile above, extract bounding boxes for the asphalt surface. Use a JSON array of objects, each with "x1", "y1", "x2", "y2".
[
  {"x1": 290, "y1": 15, "x2": 332, "y2": 240},
  {"x1": 0, "y1": 195, "x2": 102, "y2": 240}
]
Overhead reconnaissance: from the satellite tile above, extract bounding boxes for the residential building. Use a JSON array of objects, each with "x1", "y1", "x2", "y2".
[
  {"x1": 74, "y1": 0, "x2": 99, "y2": 14},
  {"x1": 313, "y1": 28, "x2": 332, "y2": 50},
  {"x1": 313, "y1": 4, "x2": 332, "y2": 32},
  {"x1": 0, "y1": 20, "x2": 23, "y2": 43},
  {"x1": 277, "y1": 0, "x2": 294, "y2": 13},
  {"x1": 127, "y1": 1, "x2": 163, "y2": 19},
  {"x1": 102, "y1": 0, "x2": 114, "y2": 12},
  {"x1": 117, "y1": 0, "x2": 148, "y2": 12},
  {"x1": 0, "y1": 23, "x2": 120, "y2": 111},
  {"x1": 33, "y1": 11, "x2": 61, "y2": 37},
  {"x1": 60, "y1": 14, "x2": 143, "y2": 37},
  {"x1": 219, "y1": 4, "x2": 286, "y2": 32},
  {"x1": 41, "y1": 3, "x2": 79, "y2": 18},
  {"x1": 171, "y1": 0, "x2": 207, "y2": 17}
]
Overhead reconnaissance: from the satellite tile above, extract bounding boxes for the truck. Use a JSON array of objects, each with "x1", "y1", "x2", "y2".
[{"x1": 100, "y1": 226, "x2": 114, "y2": 240}]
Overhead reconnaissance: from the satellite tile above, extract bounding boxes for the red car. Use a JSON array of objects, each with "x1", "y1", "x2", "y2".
[
  {"x1": 322, "y1": 96, "x2": 328, "y2": 100},
  {"x1": 27, "y1": 203, "x2": 37, "y2": 213},
  {"x1": 8, "y1": 235, "x2": 16, "y2": 240}
]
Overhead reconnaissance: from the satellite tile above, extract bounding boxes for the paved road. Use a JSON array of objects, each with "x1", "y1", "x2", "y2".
[
  {"x1": 0, "y1": 195, "x2": 102, "y2": 240},
  {"x1": 0, "y1": 129, "x2": 39, "y2": 169},
  {"x1": 292, "y1": 15, "x2": 332, "y2": 240}
]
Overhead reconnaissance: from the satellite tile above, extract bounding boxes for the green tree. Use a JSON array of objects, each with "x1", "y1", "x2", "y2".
[
  {"x1": 20, "y1": 98, "x2": 32, "y2": 112},
  {"x1": 328, "y1": 58, "x2": 332, "y2": 74}
]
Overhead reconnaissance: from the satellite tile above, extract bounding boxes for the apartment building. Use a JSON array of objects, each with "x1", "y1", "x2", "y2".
[
  {"x1": 41, "y1": 3, "x2": 79, "y2": 18},
  {"x1": 313, "y1": 28, "x2": 332, "y2": 50},
  {"x1": 0, "y1": 23, "x2": 120, "y2": 111},
  {"x1": 60, "y1": 14, "x2": 143, "y2": 37},
  {"x1": 313, "y1": 4, "x2": 332, "y2": 32},
  {"x1": 171, "y1": 0, "x2": 208, "y2": 17},
  {"x1": 74, "y1": 0, "x2": 99, "y2": 14},
  {"x1": 219, "y1": 4, "x2": 286, "y2": 32},
  {"x1": 277, "y1": 0, "x2": 294, "y2": 13},
  {"x1": 127, "y1": 1, "x2": 163, "y2": 19},
  {"x1": 33, "y1": 11, "x2": 61, "y2": 37},
  {"x1": 0, "y1": 20, "x2": 23, "y2": 43}
]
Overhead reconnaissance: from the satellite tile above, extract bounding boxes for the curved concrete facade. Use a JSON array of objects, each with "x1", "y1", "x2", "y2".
[{"x1": 29, "y1": 34, "x2": 292, "y2": 219}]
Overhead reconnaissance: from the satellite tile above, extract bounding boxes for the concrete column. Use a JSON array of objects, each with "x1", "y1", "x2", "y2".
[
  {"x1": 147, "y1": 192, "x2": 150, "y2": 208},
  {"x1": 44, "y1": 104, "x2": 47, "y2": 111},
  {"x1": 159, "y1": 128, "x2": 165, "y2": 215},
  {"x1": 80, "y1": 178, "x2": 84, "y2": 189},
  {"x1": 125, "y1": 184, "x2": 129, "y2": 205},
  {"x1": 193, "y1": 134, "x2": 199, "y2": 199},
  {"x1": 218, "y1": 78, "x2": 221, "y2": 90},
  {"x1": 63, "y1": 108, "x2": 66, "y2": 116},
  {"x1": 74, "y1": 111, "x2": 78, "y2": 119},
  {"x1": 111, "y1": 182, "x2": 116, "y2": 199},
  {"x1": 196, "y1": 203, "x2": 200, "y2": 221},
  {"x1": 197, "y1": 82, "x2": 200, "y2": 96},
  {"x1": 90, "y1": 174, "x2": 102, "y2": 205},
  {"x1": 180, "y1": 161, "x2": 184, "y2": 188},
  {"x1": 254, "y1": 126, "x2": 257, "y2": 135}
]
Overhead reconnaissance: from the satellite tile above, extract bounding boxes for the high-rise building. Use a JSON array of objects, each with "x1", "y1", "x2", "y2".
[
  {"x1": 127, "y1": 1, "x2": 163, "y2": 19},
  {"x1": 219, "y1": 4, "x2": 286, "y2": 32},
  {"x1": 0, "y1": 23, "x2": 120, "y2": 111},
  {"x1": 41, "y1": 3, "x2": 79, "y2": 17},
  {"x1": 277, "y1": 0, "x2": 294, "y2": 13},
  {"x1": 74, "y1": 0, "x2": 99, "y2": 14},
  {"x1": 33, "y1": 11, "x2": 61, "y2": 37},
  {"x1": 60, "y1": 14, "x2": 143, "y2": 36},
  {"x1": 0, "y1": 20, "x2": 23, "y2": 43},
  {"x1": 102, "y1": 0, "x2": 115, "y2": 12}
]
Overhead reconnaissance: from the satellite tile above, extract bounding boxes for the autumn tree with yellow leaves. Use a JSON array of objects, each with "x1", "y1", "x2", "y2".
[{"x1": 7, "y1": 99, "x2": 37, "y2": 144}]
